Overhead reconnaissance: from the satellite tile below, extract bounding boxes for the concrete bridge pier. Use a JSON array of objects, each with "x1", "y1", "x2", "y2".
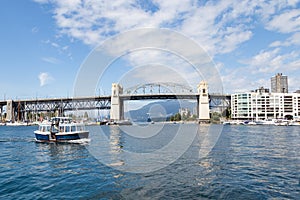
[
  {"x1": 110, "y1": 83, "x2": 124, "y2": 121},
  {"x1": 5, "y1": 100, "x2": 27, "y2": 122},
  {"x1": 0, "y1": 105, "x2": 4, "y2": 122},
  {"x1": 6, "y1": 100, "x2": 15, "y2": 122},
  {"x1": 197, "y1": 81, "x2": 210, "y2": 123}
]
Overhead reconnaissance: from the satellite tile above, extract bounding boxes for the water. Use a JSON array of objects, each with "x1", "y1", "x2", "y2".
[{"x1": 0, "y1": 124, "x2": 299, "y2": 199}]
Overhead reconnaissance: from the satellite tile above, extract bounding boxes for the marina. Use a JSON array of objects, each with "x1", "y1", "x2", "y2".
[{"x1": 223, "y1": 119, "x2": 300, "y2": 126}]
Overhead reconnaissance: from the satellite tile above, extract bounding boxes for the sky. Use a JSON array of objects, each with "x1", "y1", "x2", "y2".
[{"x1": 1, "y1": 0, "x2": 300, "y2": 100}]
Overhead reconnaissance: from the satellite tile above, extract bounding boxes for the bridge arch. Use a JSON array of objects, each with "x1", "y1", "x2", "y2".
[{"x1": 124, "y1": 82, "x2": 195, "y2": 95}]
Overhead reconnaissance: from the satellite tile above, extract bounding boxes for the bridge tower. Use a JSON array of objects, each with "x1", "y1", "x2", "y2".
[
  {"x1": 197, "y1": 81, "x2": 210, "y2": 123},
  {"x1": 110, "y1": 83, "x2": 124, "y2": 121},
  {"x1": 6, "y1": 100, "x2": 14, "y2": 122}
]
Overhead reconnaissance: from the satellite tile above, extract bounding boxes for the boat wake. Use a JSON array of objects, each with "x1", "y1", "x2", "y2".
[
  {"x1": 65, "y1": 138, "x2": 91, "y2": 144},
  {"x1": 0, "y1": 138, "x2": 35, "y2": 143},
  {"x1": 35, "y1": 138, "x2": 91, "y2": 144}
]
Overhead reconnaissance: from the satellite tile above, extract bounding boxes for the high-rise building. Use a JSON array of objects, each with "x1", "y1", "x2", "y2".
[{"x1": 271, "y1": 73, "x2": 288, "y2": 93}]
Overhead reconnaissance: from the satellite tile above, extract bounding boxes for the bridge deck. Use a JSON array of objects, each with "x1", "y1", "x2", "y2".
[
  {"x1": 0, "y1": 94, "x2": 230, "y2": 103},
  {"x1": 0, "y1": 94, "x2": 230, "y2": 112}
]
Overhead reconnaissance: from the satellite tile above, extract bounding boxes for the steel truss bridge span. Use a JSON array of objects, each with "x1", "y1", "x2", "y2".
[{"x1": 0, "y1": 96, "x2": 111, "y2": 113}]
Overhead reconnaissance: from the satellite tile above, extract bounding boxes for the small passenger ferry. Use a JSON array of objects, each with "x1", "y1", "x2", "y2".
[{"x1": 34, "y1": 117, "x2": 89, "y2": 142}]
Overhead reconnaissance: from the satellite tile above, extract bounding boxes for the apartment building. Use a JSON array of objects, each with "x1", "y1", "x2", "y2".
[{"x1": 231, "y1": 90, "x2": 300, "y2": 120}]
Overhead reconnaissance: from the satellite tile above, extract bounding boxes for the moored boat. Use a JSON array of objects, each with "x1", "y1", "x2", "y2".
[
  {"x1": 261, "y1": 119, "x2": 276, "y2": 125},
  {"x1": 34, "y1": 117, "x2": 89, "y2": 142},
  {"x1": 289, "y1": 120, "x2": 300, "y2": 126},
  {"x1": 247, "y1": 121, "x2": 257, "y2": 125},
  {"x1": 222, "y1": 121, "x2": 230, "y2": 125},
  {"x1": 274, "y1": 119, "x2": 289, "y2": 126},
  {"x1": 6, "y1": 121, "x2": 28, "y2": 126},
  {"x1": 99, "y1": 119, "x2": 109, "y2": 125},
  {"x1": 106, "y1": 120, "x2": 132, "y2": 126}
]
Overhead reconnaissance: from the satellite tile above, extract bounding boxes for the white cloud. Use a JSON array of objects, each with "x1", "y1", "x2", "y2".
[
  {"x1": 288, "y1": 76, "x2": 300, "y2": 92},
  {"x1": 266, "y1": 9, "x2": 300, "y2": 33},
  {"x1": 32, "y1": 0, "x2": 49, "y2": 3},
  {"x1": 51, "y1": 42, "x2": 59, "y2": 48},
  {"x1": 34, "y1": 0, "x2": 300, "y2": 57},
  {"x1": 32, "y1": 1, "x2": 300, "y2": 56},
  {"x1": 270, "y1": 32, "x2": 300, "y2": 47},
  {"x1": 62, "y1": 45, "x2": 69, "y2": 51},
  {"x1": 242, "y1": 48, "x2": 281, "y2": 70},
  {"x1": 123, "y1": 50, "x2": 208, "y2": 87},
  {"x1": 42, "y1": 57, "x2": 61, "y2": 64},
  {"x1": 221, "y1": 66, "x2": 275, "y2": 93},
  {"x1": 38, "y1": 72, "x2": 54, "y2": 86},
  {"x1": 33, "y1": 0, "x2": 300, "y2": 93},
  {"x1": 32, "y1": 1, "x2": 241, "y2": 52},
  {"x1": 31, "y1": 26, "x2": 39, "y2": 33},
  {"x1": 42, "y1": 39, "x2": 72, "y2": 59},
  {"x1": 119, "y1": 64, "x2": 189, "y2": 88},
  {"x1": 221, "y1": 46, "x2": 300, "y2": 93},
  {"x1": 243, "y1": 48, "x2": 300, "y2": 74}
]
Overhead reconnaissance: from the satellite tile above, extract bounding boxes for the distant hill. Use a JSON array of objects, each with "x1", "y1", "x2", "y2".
[{"x1": 125, "y1": 100, "x2": 197, "y2": 122}]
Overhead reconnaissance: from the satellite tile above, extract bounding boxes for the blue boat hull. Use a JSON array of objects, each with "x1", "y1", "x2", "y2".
[
  {"x1": 56, "y1": 132, "x2": 89, "y2": 140},
  {"x1": 35, "y1": 133, "x2": 50, "y2": 141},
  {"x1": 35, "y1": 132, "x2": 89, "y2": 142}
]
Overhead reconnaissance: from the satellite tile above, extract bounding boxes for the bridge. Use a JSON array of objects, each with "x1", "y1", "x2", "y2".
[{"x1": 0, "y1": 82, "x2": 230, "y2": 122}]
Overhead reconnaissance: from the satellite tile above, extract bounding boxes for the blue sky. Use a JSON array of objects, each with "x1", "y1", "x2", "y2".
[{"x1": 1, "y1": 0, "x2": 300, "y2": 100}]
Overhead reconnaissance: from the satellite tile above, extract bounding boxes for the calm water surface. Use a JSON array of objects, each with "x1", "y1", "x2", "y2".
[{"x1": 0, "y1": 124, "x2": 299, "y2": 199}]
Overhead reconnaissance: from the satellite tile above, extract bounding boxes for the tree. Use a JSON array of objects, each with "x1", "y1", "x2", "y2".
[
  {"x1": 211, "y1": 112, "x2": 221, "y2": 123},
  {"x1": 170, "y1": 113, "x2": 181, "y2": 121},
  {"x1": 84, "y1": 111, "x2": 89, "y2": 119},
  {"x1": 222, "y1": 108, "x2": 231, "y2": 119},
  {"x1": 27, "y1": 112, "x2": 33, "y2": 121},
  {"x1": 190, "y1": 114, "x2": 197, "y2": 120},
  {"x1": 170, "y1": 115, "x2": 174, "y2": 121}
]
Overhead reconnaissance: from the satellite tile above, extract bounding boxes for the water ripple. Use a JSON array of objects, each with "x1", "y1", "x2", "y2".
[{"x1": 0, "y1": 125, "x2": 299, "y2": 199}]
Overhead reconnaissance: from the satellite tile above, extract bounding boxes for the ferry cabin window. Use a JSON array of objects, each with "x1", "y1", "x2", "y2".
[
  {"x1": 59, "y1": 126, "x2": 64, "y2": 132},
  {"x1": 65, "y1": 126, "x2": 70, "y2": 132},
  {"x1": 71, "y1": 126, "x2": 76, "y2": 132},
  {"x1": 40, "y1": 126, "x2": 47, "y2": 132}
]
